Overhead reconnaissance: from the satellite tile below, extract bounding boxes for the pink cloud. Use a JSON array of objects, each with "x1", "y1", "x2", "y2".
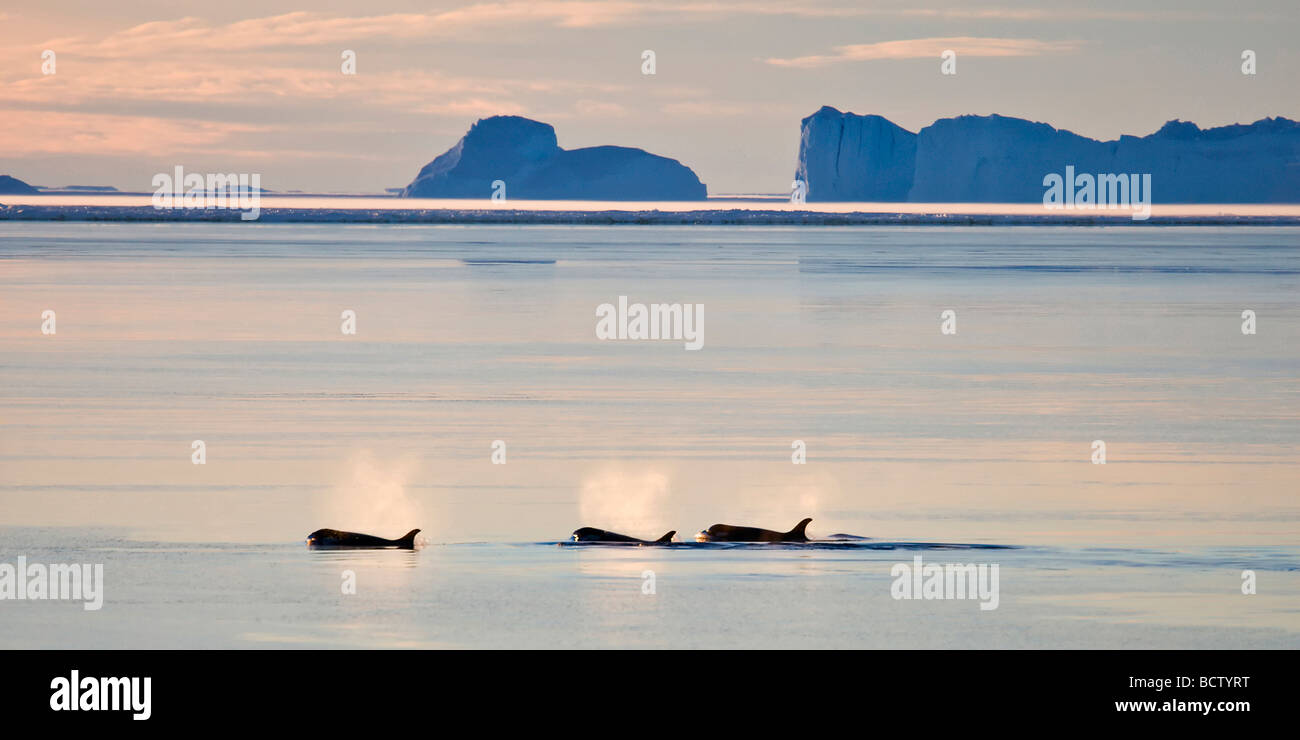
[
  {"x1": 766, "y1": 37, "x2": 1083, "y2": 68},
  {"x1": 0, "y1": 110, "x2": 266, "y2": 156}
]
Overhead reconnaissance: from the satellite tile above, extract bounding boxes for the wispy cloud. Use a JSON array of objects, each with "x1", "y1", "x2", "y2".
[
  {"x1": 766, "y1": 37, "x2": 1082, "y2": 68},
  {"x1": 32, "y1": 4, "x2": 1220, "y2": 59},
  {"x1": 415, "y1": 98, "x2": 530, "y2": 117},
  {"x1": 36, "y1": 5, "x2": 662, "y2": 56},
  {"x1": 1, "y1": 64, "x2": 523, "y2": 107},
  {"x1": 0, "y1": 111, "x2": 266, "y2": 156},
  {"x1": 661, "y1": 101, "x2": 750, "y2": 117},
  {"x1": 573, "y1": 100, "x2": 630, "y2": 118}
]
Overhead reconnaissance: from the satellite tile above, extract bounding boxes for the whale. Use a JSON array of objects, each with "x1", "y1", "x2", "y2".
[
  {"x1": 306, "y1": 528, "x2": 421, "y2": 549},
  {"x1": 571, "y1": 527, "x2": 676, "y2": 544},
  {"x1": 695, "y1": 518, "x2": 812, "y2": 543}
]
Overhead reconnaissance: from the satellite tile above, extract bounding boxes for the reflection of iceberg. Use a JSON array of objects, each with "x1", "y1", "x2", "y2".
[
  {"x1": 797, "y1": 106, "x2": 1300, "y2": 203},
  {"x1": 403, "y1": 115, "x2": 707, "y2": 200}
]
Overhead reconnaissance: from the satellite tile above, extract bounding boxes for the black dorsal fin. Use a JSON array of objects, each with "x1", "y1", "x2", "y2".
[{"x1": 786, "y1": 518, "x2": 812, "y2": 540}]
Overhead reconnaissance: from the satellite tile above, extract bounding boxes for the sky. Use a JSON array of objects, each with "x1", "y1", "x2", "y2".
[{"x1": 1, "y1": 0, "x2": 1297, "y2": 194}]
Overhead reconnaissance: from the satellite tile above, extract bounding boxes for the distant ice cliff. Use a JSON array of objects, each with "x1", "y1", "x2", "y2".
[{"x1": 797, "y1": 106, "x2": 1300, "y2": 203}]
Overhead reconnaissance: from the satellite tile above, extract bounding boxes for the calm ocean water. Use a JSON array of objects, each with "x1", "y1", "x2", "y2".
[{"x1": 1, "y1": 223, "x2": 1297, "y2": 648}]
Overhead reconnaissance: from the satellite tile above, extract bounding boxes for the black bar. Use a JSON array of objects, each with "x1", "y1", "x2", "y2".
[{"x1": 1, "y1": 650, "x2": 1284, "y2": 727}]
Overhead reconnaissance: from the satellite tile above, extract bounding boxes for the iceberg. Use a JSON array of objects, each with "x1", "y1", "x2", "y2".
[
  {"x1": 795, "y1": 106, "x2": 915, "y2": 201},
  {"x1": 0, "y1": 175, "x2": 39, "y2": 194},
  {"x1": 797, "y1": 108, "x2": 1300, "y2": 203},
  {"x1": 403, "y1": 115, "x2": 707, "y2": 200}
]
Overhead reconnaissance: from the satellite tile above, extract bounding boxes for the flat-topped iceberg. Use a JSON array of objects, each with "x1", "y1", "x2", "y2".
[
  {"x1": 795, "y1": 106, "x2": 916, "y2": 202},
  {"x1": 797, "y1": 107, "x2": 1300, "y2": 203}
]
